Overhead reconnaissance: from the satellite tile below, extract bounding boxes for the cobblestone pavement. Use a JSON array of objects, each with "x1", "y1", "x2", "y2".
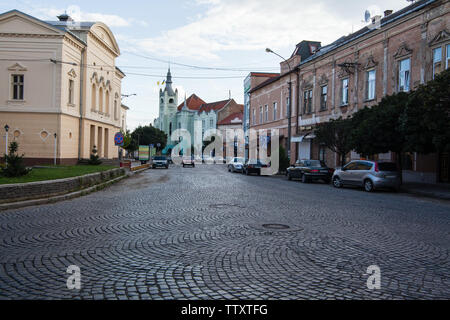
[{"x1": 0, "y1": 165, "x2": 449, "y2": 300}]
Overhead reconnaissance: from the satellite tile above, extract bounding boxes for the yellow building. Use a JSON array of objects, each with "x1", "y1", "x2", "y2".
[{"x1": 0, "y1": 10, "x2": 127, "y2": 165}]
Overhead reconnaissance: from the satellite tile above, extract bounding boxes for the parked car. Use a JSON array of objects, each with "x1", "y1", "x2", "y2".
[
  {"x1": 152, "y1": 156, "x2": 169, "y2": 169},
  {"x1": 332, "y1": 160, "x2": 402, "y2": 192},
  {"x1": 287, "y1": 160, "x2": 333, "y2": 183},
  {"x1": 228, "y1": 157, "x2": 245, "y2": 173},
  {"x1": 243, "y1": 159, "x2": 268, "y2": 176},
  {"x1": 182, "y1": 156, "x2": 195, "y2": 168}
]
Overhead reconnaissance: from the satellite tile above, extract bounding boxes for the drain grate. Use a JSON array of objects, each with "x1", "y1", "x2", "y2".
[{"x1": 262, "y1": 224, "x2": 291, "y2": 230}]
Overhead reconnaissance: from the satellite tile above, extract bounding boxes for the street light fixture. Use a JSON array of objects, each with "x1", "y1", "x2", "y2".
[{"x1": 266, "y1": 48, "x2": 293, "y2": 162}]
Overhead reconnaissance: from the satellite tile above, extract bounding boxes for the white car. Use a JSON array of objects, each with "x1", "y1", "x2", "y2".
[{"x1": 228, "y1": 157, "x2": 245, "y2": 173}]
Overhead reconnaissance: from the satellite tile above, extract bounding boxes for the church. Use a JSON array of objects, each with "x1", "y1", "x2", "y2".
[{"x1": 154, "y1": 69, "x2": 243, "y2": 155}]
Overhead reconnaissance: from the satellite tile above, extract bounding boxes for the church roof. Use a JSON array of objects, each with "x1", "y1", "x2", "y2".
[
  {"x1": 164, "y1": 68, "x2": 176, "y2": 96},
  {"x1": 177, "y1": 94, "x2": 206, "y2": 112},
  {"x1": 197, "y1": 99, "x2": 231, "y2": 114},
  {"x1": 218, "y1": 112, "x2": 243, "y2": 126}
]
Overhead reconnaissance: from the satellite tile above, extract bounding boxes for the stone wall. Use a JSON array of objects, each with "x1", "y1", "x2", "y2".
[{"x1": 0, "y1": 168, "x2": 125, "y2": 204}]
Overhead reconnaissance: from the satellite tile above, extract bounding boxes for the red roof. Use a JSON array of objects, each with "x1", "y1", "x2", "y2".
[
  {"x1": 177, "y1": 94, "x2": 206, "y2": 111},
  {"x1": 250, "y1": 72, "x2": 280, "y2": 78},
  {"x1": 218, "y1": 112, "x2": 243, "y2": 126},
  {"x1": 197, "y1": 99, "x2": 230, "y2": 114}
]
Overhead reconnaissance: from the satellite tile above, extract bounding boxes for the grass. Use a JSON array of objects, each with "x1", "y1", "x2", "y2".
[{"x1": 0, "y1": 165, "x2": 116, "y2": 185}]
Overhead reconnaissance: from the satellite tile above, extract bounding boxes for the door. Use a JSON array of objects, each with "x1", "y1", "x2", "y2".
[
  {"x1": 440, "y1": 152, "x2": 449, "y2": 183},
  {"x1": 353, "y1": 161, "x2": 373, "y2": 186},
  {"x1": 341, "y1": 162, "x2": 358, "y2": 184},
  {"x1": 298, "y1": 141, "x2": 311, "y2": 160}
]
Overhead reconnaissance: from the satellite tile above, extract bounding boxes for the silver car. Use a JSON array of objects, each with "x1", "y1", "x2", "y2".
[
  {"x1": 228, "y1": 157, "x2": 245, "y2": 173},
  {"x1": 332, "y1": 160, "x2": 401, "y2": 192}
]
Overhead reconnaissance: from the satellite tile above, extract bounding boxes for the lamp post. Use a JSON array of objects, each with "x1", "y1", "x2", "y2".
[
  {"x1": 54, "y1": 133, "x2": 57, "y2": 166},
  {"x1": 4, "y1": 124, "x2": 9, "y2": 164},
  {"x1": 266, "y1": 48, "x2": 292, "y2": 162}
]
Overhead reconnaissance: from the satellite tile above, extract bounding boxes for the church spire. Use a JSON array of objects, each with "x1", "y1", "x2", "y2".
[{"x1": 164, "y1": 67, "x2": 175, "y2": 96}]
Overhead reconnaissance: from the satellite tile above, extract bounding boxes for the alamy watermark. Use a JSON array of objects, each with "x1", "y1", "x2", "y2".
[
  {"x1": 365, "y1": 265, "x2": 381, "y2": 290},
  {"x1": 66, "y1": 265, "x2": 81, "y2": 290}
]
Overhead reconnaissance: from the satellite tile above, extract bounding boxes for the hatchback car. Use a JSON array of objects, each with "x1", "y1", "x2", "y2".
[
  {"x1": 332, "y1": 160, "x2": 401, "y2": 192},
  {"x1": 182, "y1": 156, "x2": 195, "y2": 168},
  {"x1": 228, "y1": 157, "x2": 245, "y2": 173},
  {"x1": 152, "y1": 156, "x2": 169, "y2": 169},
  {"x1": 287, "y1": 160, "x2": 333, "y2": 183}
]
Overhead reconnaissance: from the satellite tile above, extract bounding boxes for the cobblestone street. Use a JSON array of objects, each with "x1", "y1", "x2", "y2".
[{"x1": 0, "y1": 165, "x2": 449, "y2": 300}]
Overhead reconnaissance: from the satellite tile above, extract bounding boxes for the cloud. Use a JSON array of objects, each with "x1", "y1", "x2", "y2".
[
  {"x1": 131, "y1": 0, "x2": 360, "y2": 60},
  {"x1": 32, "y1": 5, "x2": 145, "y2": 28}
]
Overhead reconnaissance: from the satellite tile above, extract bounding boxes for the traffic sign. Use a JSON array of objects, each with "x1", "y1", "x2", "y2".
[{"x1": 114, "y1": 132, "x2": 124, "y2": 146}]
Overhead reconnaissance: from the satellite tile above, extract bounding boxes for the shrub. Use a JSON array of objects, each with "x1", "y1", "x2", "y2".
[
  {"x1": 2, "y1": 141, "x2": 30, "y2": 177},
  {"x1": 88, "y1": 146, "x2": 102, "y2": 165}
]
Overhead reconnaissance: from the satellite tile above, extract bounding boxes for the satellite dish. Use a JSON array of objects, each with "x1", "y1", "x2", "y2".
[{"x1": 364, "y1": 10, "x2": 371, "y2": 23}]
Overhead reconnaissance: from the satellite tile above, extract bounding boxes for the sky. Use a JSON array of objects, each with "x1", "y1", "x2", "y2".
[{"x1": 1, "y1": 0, "x2": 410, "y2": 130}]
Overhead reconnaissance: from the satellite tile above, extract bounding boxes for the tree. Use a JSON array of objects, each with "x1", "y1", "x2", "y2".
[
  {"x1": 315, "y1": 117, "x2": 353, "y2": 166},
  {"x1": 400, "y1": 68, "x2": 450, "y2": 154},
  {"x1": 88, "y1": 145, "x2": 102, "y2": 165},
  {"x1": 131, "y1": 125, "x2": 167, "y2": 152},
  {"x1": 121, "y1": 130, "x2": 137, "y2": 153},
  {"x1": 278, "y1": 145, "x2": 290, "y2": 173},
  {"x1": 2, "y1": 141, "x2": 30, "y2": 177},
  {"x1": 351, "y1": 92, "x2": 409, "y2": 169}
]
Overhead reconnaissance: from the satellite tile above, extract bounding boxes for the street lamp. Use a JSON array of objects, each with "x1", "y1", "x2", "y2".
[
  {"x1": 4, "y1": 124, "x2": 9, "y2": 163},
  {"x1": 54, "y1": 133, "x2": 57, "y2": 166},
  {"x1": 266, "y1": 48, "x2": 292, "y2": 162}
]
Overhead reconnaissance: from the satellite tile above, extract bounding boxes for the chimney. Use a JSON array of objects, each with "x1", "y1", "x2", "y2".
[{"x1": 384, "y1": 10, "x2": 393, "y2": 17}]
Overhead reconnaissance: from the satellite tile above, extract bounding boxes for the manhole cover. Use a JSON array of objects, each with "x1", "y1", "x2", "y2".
[{"x1": 262, "y1": 224, "x2": 290, "y2": 230}]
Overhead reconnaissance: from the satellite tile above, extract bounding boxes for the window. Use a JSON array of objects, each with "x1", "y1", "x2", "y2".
[
  {"x1": 105, "y1": 90, "x2": 110, "y2": 114},
  {"x1": 114, "y1": 100, "x2": 118, "y2": 120},
  {"x1": 210, "y1": 119, "x2": 214, "y2": 128},
  {"x1": 447, "y1": 44, "x2": 450, "y2": 69},
  {"x1": 273, "y1": 102, "x2": 277, "y2": 121},
  {"x1": 286, "y1": 97, "x2": 290, "y2": 117},
  {"x1": 178, "y1": 122, "x2": 181, "y2": 129},
  {"x1": 433, "y1": 47, "x2": 442, "y2": 79},
  {"x1": 99, "y1": 87, "x2": 104, "y2": 113},
  {"x1": 398, "y1": 58, "x2": 410, "y2": 92},
  {"x1": 252, "y1": 109, "x2": 256, "y2": 125},
  {"x1": 259, "y1": 106, "x2": 263, "y2": 124},
  {"x1": 341, "y1": 78, "x2": 349, "y2": 105},
  {"x1": 366, "y1": 70, "x2": 376, "y2": 100},
  {"x1": 11, "y1": 75, "x2": 24, "y2": 100},
  {"x1": 264, "y1": 105, "x2": 268, "y2": 122},
  {"x1": 303, "y1": 90, "x2": 312, "y2": 114},
  {"x1": 202, "y1": 120, "x2": 206, "y2": 129},
  {"x1": 319, "y1": 146, "x2": 326, "y2": 162},
  {"x1": 68, "y1": 79, "x2": 74, "y2": 104},
  {"x1": 92, "y1": 84, "x2": 96, "y2": 110},
  {"x1": 320, "y1": 86, "x2": 328, "y2": 110},
  {"x1": 169, "y1": 123, "x2": 172, "y2": 136}
]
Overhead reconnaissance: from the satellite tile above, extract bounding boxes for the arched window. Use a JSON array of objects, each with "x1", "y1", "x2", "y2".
[
  {"x1": 105, "y1": 90, "x2": 110, "y2": 115},
  {"x1": 114, "y1": 100, "x2": 118, "y2": 120},
  {"x1": 169, "y1": 122, "x2": 172, "y2": 136},
  {"x1": 91, "y1": 83, "x2": 96, "y2": 110},
  {"x1": 169, "y1": 98, "x2": 174, "y2": 104},
  {"x1": 99, "y1": 87, "x2": 104, "y2": 113}
]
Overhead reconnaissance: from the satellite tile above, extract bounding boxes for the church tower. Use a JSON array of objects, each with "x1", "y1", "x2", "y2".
[{"x1": 159, "y1": 68, "x2": 178, "y2": 138}]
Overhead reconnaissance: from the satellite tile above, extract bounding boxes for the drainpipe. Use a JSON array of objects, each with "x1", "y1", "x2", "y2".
[
  {"x1": 296, "y1": 69, "x2": 300, "y2": 135},
  {"x1": 78, "y1": 47, "x2": 86, "y2": 161}
]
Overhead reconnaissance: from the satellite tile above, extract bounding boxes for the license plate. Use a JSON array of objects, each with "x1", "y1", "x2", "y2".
[{"x1": 321, "y1": 170, "x2": 328, "y2": 173}]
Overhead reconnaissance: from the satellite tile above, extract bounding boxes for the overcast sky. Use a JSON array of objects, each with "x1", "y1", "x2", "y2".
[{"x1": 2, "y1": 0, "x2": 410, "y2": 130}]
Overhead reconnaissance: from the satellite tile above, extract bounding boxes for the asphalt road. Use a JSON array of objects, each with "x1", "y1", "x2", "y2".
[{"x1": 0, "y1": 164, "x2": 449, "y2": 300}]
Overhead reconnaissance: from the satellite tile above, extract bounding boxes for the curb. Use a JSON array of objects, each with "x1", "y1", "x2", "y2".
[
  {"x1": 0, "y1": 168, "x2": 149, "y2": 211},
  {"x1": 400, "y1": 188, "x2": 450, "y2": 201}
]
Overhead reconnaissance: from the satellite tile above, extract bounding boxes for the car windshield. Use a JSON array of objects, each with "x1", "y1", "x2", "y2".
[
  {"x1": 154, "y1": 156, "x2": 166, "y2": 160},
  {"x1": 235, "y1": 158, "x2": 244, "y2": 163},
  {"x1": 378, "y1": 162, "x2": 398, "y2": 171},
  {"x1": 248, "y1": 159, "x2": 266, "y2": 165},
  {"x1": 303, "y1": 160, "x2": 323, "y2": 167}
]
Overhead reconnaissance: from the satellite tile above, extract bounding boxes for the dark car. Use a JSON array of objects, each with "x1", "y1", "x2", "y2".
[
  {"x1": 243, "y1": 159, "x2": 268, "y2": 176},
  {"x1": 152, "y1": 156, "x2": 169, "y2": 169},
  {"x1": 287, "y1": 160, "x2": 333, "y2": 183}
]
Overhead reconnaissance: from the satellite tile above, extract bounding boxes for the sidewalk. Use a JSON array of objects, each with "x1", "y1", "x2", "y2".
[{"x1": 401, "y1": 182, "x2": 450, "y2": 201}]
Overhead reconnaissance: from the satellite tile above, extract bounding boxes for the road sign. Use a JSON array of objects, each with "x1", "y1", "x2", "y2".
[
  {"x1": 114, "y1": 132, "x2": 124, "y2": 146},
  {"x1": 157, "y1": 143, "x2": 161, "y2": 148}
]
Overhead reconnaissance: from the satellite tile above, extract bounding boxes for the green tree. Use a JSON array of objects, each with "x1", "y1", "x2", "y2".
[
  {"x1": 315, "y1": 117, "x2": 353, "y2": 166},
  {"x1": 400, "y1": 68, "x2": 450, "y2": 154},
  {"x1": 2, "y1": 141, "x2": 30, "y2": 177},
  {"x1": 278, "y1": 145, "x2": 290, "y2": 173},
  {"x1": 88, "y1": 145, "x2": 102, "y2": 165},
  {"x1": 351, "y1": 92, "x2": 409, "y2": 169},
  {"x1": 131, "y1": 125, "x2": 167, "y2": 152}
]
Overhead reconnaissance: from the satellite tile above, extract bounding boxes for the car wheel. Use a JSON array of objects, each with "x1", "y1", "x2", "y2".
[
  {"x1": 333, "y1": 176, "x2": 343, "y2": 188},
  {"x1": 302, "y1": 174, "x2": 308, "y2": 183},
  {"x1": 364, "y1": 179, "x2": 374, "y2": 192}
]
